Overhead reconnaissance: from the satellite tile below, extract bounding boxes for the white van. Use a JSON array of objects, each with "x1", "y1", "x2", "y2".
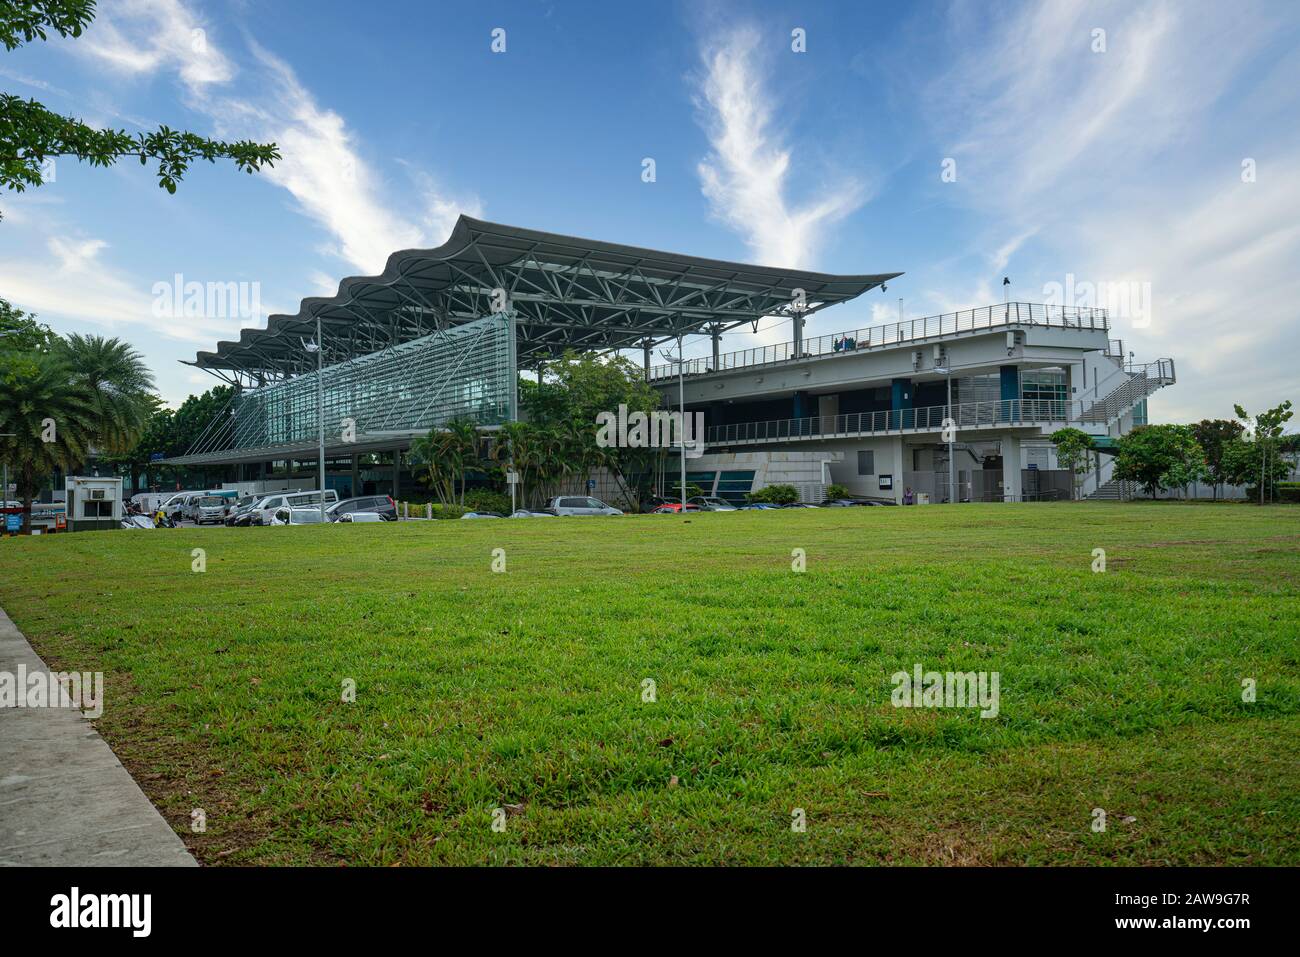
[{"x1": 251, "y1": 489, "x2": 338, "y2": 525}]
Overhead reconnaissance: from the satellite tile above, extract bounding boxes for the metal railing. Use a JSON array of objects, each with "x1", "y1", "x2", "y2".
[
  {"x1": 705, "y1": 398, "x2": 1072, "y2": 445},
  {"x1": 649, "y1": 302, "x2": 1109, "y2": 382}
]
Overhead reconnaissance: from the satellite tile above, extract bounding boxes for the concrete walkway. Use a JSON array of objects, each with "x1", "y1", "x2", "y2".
[{"x1": 0, "y1": 606, "x2": 195, "y2": 866}]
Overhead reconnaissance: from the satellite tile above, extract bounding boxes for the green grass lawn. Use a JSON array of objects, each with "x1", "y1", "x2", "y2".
[{"x1": 2, "y1": 502, "x2": 1297, "y2": 865}]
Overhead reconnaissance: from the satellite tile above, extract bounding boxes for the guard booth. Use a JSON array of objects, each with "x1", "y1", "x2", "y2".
[{"x1": 65, "y1": 476, "x2": 123, "y2": 532}]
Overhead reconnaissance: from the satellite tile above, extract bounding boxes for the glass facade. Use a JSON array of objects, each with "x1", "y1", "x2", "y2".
[{"x1": 230, "y1": 314, "x2": 515, "y2": 449}]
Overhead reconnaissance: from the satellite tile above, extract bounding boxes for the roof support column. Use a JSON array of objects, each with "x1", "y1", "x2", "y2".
[
  {"x1": 643, "y1": 340, "x2": 652, "y2": 383},
  {"x1": 792, "y1": 312, "x2": 804, "y2": 357},
  {"x1": 1002, "y1": 435, "x2": 1022, "y2": 502},
  {"x1": 710, "y1": 325, "x2": 721, "y2": 372}
]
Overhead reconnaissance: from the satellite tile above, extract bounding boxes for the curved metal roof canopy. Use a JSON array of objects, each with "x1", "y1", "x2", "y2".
[{"x1": 188, "y1": 216, "x2": 900, "y2": 384}]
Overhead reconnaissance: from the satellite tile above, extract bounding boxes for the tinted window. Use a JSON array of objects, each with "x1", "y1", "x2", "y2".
[
  {"x1": 560, "y1": 498, "x2": 586, "y2": 508},
  {"x1": 586, "y1": 499, "x2": 605, "y2": 509}
]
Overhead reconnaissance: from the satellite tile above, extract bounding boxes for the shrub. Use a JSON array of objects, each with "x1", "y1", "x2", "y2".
[
  {"x1": 431, "y1": 504, "x2": 468, "y2": 519},
  {"x1": 747, "y1": 484, "x2": 798, "y2": 505},
  {"x1": 463, "y1": 489, "x2": 511, "y2": 515},
  {"x1": 827, "y1": 484, "x2": 850, "y2": 500}
]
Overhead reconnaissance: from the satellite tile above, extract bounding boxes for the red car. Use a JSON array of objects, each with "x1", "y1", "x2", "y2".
[{"x1": 651, "y1": 502, "x2": 702, "y2": 513}]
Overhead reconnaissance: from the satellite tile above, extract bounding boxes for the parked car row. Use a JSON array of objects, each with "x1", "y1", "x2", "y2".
[{"x1": 224, "y1": 491, "x2": 397, "y2": 526}]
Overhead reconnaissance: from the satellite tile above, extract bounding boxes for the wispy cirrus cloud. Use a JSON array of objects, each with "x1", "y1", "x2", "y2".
[{"x1": 692, "y1": 26, "x2": 864, "y2": 270}]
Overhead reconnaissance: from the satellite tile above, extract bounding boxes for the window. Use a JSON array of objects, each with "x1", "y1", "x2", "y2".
[
  {"x1": 857, "y1": 450, "x2": 875, "y2": 475},
  {"x1": 586, "y1": 499, "x2": 605, "y2": 509},
  {"x1": 83, "y1": 500, "x2": 113, "y2": 518},
  {"x1": 560, "y1": 498, "x2": 586, "y2": 508}
]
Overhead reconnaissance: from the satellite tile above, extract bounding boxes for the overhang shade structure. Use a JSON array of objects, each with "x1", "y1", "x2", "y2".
[
  {"x1": 170, "y1": 216, "x2": 897, "y2": 466},
  {"x1": 188, "y1": 216, "x2": 898, "y2": 383}
]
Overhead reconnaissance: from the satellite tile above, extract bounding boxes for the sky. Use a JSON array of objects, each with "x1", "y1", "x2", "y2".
[{"x1": 2, "y1": 0, "x2": 1298, "y2": 422}]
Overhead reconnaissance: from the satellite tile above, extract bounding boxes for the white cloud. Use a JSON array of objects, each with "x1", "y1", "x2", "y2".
[
  {"x1": 693, "y1": 26, "x2": 864, "y2": 269},
  {"x1": 68, "y1": 0, "x2": 479, "y2": 275},
  {"x1": 924, "y1": 0, "x2": 1300, "y2": 420},
  {"x1": 74, "y1": 0, "x2": 234, "y2": 91}
]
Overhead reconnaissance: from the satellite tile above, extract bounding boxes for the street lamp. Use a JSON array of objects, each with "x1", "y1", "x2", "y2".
[
  {"x1": 935, "y1": 364, "x2": 955, "y2": 503},
  {"x1": 660, "y1": 334, "x2": 688, "y2": 508},
  {"x1": 301, "y1": 317, "x2": 327, "y2": 524}
]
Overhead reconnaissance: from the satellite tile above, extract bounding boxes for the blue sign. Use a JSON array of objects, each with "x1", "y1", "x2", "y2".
[
  {"x1": 149, "y1": 452, "x2": 165, "y2": 461},
  {"x1": 5, "y1": 514, "x2": 20, "y2": 533},
  {"x1": 587, "y1": 479, "x2": 596, "y2": 491}
]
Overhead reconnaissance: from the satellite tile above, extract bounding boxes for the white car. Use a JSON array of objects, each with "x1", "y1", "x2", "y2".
[
  {"x1": 547, "y1": 496, "x2": 623, "y2": 516},
  {"x1": 337, "y1": 511, "x2": 385, "y2": 523},
  {"x1": 270, "y1": 507, "x2": 326, "y2": 525},
  {"x1": 510, "y1": 509, "x2": 556, "y2": 518}
]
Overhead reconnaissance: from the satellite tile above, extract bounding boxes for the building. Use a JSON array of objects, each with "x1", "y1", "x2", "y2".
[
  {"x1": 165, "y1": 217, "x2": 1174, "y2": 504},
  {"x1": 650, "y1": 303, "x2": 1174, "y2": 503}
]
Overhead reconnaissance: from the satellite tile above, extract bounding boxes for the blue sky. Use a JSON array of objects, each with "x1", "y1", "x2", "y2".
[{"x1": 2, "y1": 0, "x2": 1298, "y2": 420}]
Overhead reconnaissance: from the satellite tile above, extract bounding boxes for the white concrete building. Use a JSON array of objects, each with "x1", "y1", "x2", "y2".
[{"x1": 650, "y1": 303, "x2": 1174, "y2": 503}]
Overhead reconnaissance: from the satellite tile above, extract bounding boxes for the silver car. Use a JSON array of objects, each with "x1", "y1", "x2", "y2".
[
  {"x1": 547, "y1": 496, "x2": 623, "y2": 516},
  {"x1": 688, "y1": 496, "x2": 737, "y2": 511}
]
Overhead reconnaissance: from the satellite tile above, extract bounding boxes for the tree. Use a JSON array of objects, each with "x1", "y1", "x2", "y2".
[
  {"x1": 1113, "y1": 424, "x2": 1204, "y2": 499},
  {"x1": 0, "y1": 297, "x2": 57, "y2": 353},
  {"x1": 1, "y1": 1, "x2": 279, "y2": 219},
  {"x1": 1049, "y1": 427, "x2": 1094, "y2": 500},
  {"x1": 1190, "y1": 419, "x2": 1245, "y2": 500},
  {"x1": 1233, "y1": 401, "x2": 1294, "y2": 504},
  {"x1": 521, "y1": 351, "x2": 662, "y2": 509},
  {"x1": 0, "y1": 349, "x2": 96, "y2": 530},
  {"x1": 1222, "y1": 438, "x2": 1292, "y2": 502},
  {"x1": 56, "y1": 333, "x2": 157, "y2": 457}
]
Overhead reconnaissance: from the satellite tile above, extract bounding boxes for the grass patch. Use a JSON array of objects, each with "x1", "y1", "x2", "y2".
[{"x1": 1, "y1": 502, "x2": 1297, "y2": 865}]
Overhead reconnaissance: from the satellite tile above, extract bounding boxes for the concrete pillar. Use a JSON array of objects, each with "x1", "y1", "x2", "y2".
[
  {"x1": 351, "y1": 454, "x2": 360, "y2": 499},
  {"x1": 792, "y1": 313, "x2": 804, "y2": 356},
  {"x1": 393, "y1": 447, "x2": 402, "y2": 500},
  {"x1": 888, "y1": 436, "x2": 906, "y2": 504},
  {"x1": 1002, "y1": 435, "x2": 1022, "y2": 502},
  {"x1": 711, "y1": 328, "x2": 721, "y2": 371},
  {"x1": 643, "y1": 341, "x2": 652, "y2": 383}
]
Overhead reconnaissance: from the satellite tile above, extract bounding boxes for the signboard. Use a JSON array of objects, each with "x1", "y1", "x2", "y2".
[
  {"x1": 879, "y1": 474, "x2": 893, "y2": 490},
  {"x1": 149, "y1": 452, "x2": 165, "y2": 461},
  {"x1": 587, "y1": 479, "x2": 596, "y2": 491},
  {"x1": 5, "y1": 514, "x2": 20, "y2": 533},
  {"x1": 505, "y1": 470, "x2": 519, "y2": 486}
]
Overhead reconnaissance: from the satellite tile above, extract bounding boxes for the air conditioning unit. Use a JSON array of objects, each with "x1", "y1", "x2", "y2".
[
  {"x1": 912, "y1": 350, "x2": 924, "y2": 371},
  {"x1": 90, "y1": 489, "x2": 105, "y2": 501},
  {"x1": 933, "y1": 344, "x2": 946, "y2": 363}
]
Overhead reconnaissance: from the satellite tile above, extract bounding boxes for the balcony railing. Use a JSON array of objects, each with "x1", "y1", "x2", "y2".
[
  {"x1": 705, "y1": 399, "x2": 1072, "y2": 445},
  {"x1": 649, "y1": 302, "x2": 1110, "y2": 382}
]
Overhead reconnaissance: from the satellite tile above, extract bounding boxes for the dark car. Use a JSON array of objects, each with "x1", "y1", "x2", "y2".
[{"x1": 326, "y1": 495, "x2": 397, "y2": 522}]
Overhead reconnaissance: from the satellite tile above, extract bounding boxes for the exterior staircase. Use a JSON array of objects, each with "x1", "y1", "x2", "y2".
[
  {"x1": 1086, "y1": 479, "x2": 1133, "y2": 501},
  {"x1": 1077, "y1": 359, "x2": 1176, "y2": 424}
]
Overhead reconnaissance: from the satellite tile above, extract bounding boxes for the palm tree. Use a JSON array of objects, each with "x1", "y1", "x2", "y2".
[
  {"x1": 410, "y1": 429, "x2": 456, "y2": 504},
  {"x1": 443, "y1": 418, "x2": 481, "y2": 505},
  {"x1": 0, "y1": 352, "x2": 97, "y2": 531},
  {"x1": 56, "y1": 333, "x2": 157, "y2": 458}
]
